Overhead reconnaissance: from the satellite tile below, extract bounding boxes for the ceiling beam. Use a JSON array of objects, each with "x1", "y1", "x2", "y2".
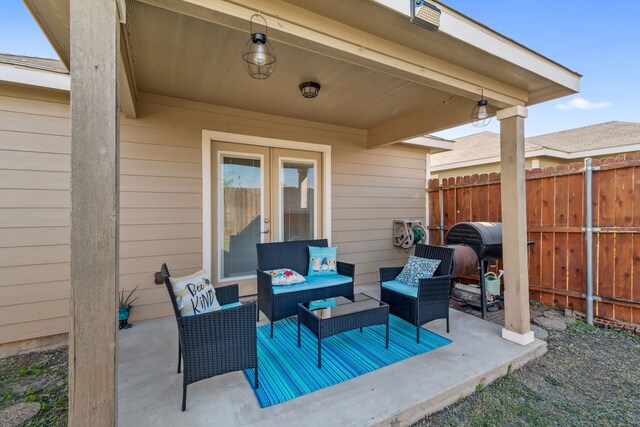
[
  {"x1": 138, "y1": 0, "x2": 528, "y2": 107},
  {"x1": 118, "y1": 26, "x2": 138, "y2": 119},
  {"x1": 366, "y1": 98, "x2": 476, "y2": 148}
]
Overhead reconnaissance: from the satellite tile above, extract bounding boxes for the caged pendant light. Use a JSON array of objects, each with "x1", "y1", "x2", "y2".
[
  {"x1": 241, "y1": 14, "x2": 277, "y2": 79},
  {"x1": 471, "y1": 89, "x2": 496, "y2": 128}
]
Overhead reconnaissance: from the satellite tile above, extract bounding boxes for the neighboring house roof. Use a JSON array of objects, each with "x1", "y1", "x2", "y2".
[
  {"x1": 431, "y1": 121, "x2": 640, "y2": 170},
  {"x1": 527, "y1": 121, "x2": 640, "y2": 153},
  {"x1": 0, "y1": 53, "x2": 67, "y2": 73}
]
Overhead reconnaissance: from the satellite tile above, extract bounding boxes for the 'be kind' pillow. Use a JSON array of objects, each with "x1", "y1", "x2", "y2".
[{"x1": 170, "y1": 270, "x2": 220, "y2": 317}]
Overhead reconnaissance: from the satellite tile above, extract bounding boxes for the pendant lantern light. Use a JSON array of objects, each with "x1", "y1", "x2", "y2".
[
  {"x1": 471, "y1": 89, "x2": 496, "y2": 128},
  {"x1": 241, "y1": 14, "x2": 277, "y2": 79}
]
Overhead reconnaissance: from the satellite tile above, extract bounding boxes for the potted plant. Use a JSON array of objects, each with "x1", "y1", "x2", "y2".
[{"x1": 119, "y1": 286, "x2": 138, "y2": 330}]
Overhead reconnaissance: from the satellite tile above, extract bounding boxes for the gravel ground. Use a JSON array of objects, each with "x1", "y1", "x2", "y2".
[
  {"x1": 415, "y1": 318, "x2": 640, "y2": 427},
  {"x1": 0, "y1": 312, "x2": 638, "y2": 426}
]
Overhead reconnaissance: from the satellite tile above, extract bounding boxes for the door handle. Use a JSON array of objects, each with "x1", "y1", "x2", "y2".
[{"x1": 261, "y1": 229, "x2": 270, "y2": 234}]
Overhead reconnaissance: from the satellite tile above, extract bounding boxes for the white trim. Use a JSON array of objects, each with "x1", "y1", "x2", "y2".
[
  {"x1": 431, "y1": 143, "x2": 640, "y2": 172},
  {"x1": 497, "y1": 105, "x2": 528, "y2": 120},
  {"x1": 404, "y1": 135, "x2": 455, "y2": 151},
  {"x1": 216, "y1": 150, "x2": 266, "y2": 282},
  {"x1": 502, "y1": 328, "x2": 535, "y2": 346},
  {"x1": 431, "y1": 150, "x2": 548, "y2": 171},
  {"x1": 0, "y1": 62, "x2": 69, "y2": 91},
  {"x1": 202, "y1": 136, "x2": 212, "y2": 275},
  {"x1": 569, "y1": 144, "x2": 640, "y2": 159},
  {"x1": 425, "y1": 153, "x2": 431, "y2": 244},
  {"x1": 202, "y1": 130, "x2": 332, "y2": 276},
  {"x1": 278, "y1": 156, "x2": 319, "y2": 241}
]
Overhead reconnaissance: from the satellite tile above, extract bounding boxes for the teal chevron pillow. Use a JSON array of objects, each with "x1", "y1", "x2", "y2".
[{"x1": 396, "y1": 256, "x2": 440, "y2": 286}]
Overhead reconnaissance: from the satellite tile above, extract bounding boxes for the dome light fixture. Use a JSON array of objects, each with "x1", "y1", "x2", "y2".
[
  {"x1": 241, "y1": 14, "x2": 276, "y2": 80},
  {"x1": 299, "y1": 81, "x2": 321, "y2": 99},
  {"x1": 471, "y1": 89, "x2": 496, "y2": 128}
]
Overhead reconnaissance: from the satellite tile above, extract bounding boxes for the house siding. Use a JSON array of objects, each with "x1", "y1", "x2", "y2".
[
  {"x1": 0, "y1": 85, "x2": 427, "y2": 347},
  {"x1": 0, "y1": 84, "x2": 71, "y2": 346}
]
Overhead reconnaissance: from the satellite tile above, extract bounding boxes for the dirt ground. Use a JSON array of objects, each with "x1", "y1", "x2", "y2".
[
  {"x1": 414, "y1": 317, "x2": 640, "y2": 427},
  {"x1": 0, "y1": 348, "x2": 67, "y2": 427},
  {"x1": 1, "y1": 310, "x2": 639, "y2": 426}
]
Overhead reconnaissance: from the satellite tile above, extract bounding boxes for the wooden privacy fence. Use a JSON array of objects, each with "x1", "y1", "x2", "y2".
[
  {"x1": 427, "y1": 153, "x2": 640, "y2": 325},
  {"x1": 224, "y1": 188, "x2": 260, "y2": 236}
]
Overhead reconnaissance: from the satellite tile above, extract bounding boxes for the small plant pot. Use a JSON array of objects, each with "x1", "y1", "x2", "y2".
[{"x1": 119, "y1": 305, "x2": 133, "y2": 330}]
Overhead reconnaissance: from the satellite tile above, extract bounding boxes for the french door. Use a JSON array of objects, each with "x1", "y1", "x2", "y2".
[{"x1": 212, "y1": 141, "x2": 322, "y2": 295}]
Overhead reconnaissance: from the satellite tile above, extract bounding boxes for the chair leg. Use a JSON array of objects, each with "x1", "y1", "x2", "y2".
[
  {"x1": 181, "y1": 383, "x2": 187, "y2": 412},
  {"x1": 415, "y1": 300, "x2": 420, "y2": 344},
  {"x1": 446, "y1": 316, "x2": 450, "y2": 333},
  {"x1": 254, "y1": 365, "x2": 259, "y2": 389},
  {"x1": 177, "y1": 342, "x2": 182, "y2": 374},
  {"x1": 270, "y1": 321, "x2": 274, "y2": 338}
]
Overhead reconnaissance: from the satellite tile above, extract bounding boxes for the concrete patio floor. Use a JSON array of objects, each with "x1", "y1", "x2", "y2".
[{"x1": 117, "y1": 285, "x2": 546, "y2": 426}]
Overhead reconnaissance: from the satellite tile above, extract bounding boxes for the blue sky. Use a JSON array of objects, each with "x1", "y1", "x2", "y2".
[
  {"x1": 434, "y1": 0, "x2": 640, "y2": 139},
  {"x1": 1, "y1": 0, "x2": 638, "y2": 139}
]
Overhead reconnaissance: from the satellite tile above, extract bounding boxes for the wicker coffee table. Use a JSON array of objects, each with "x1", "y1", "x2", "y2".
[{"x1": 297, "y1": 293, "x2": 389, "y2": 368}]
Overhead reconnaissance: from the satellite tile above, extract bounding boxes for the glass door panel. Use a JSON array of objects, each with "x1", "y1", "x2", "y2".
[
  {"x1": 272, "y1": 149, "x2": 322, "y2": 242},
  {"x1": 213, "y1": 142, "x2": 270, "y2": 293},
  {"x1": 221, "y1": 155, "x2": 262, "y2": 278},
  {"x1": 281, "y1": 160, "x2": 315, "y2": 241}
]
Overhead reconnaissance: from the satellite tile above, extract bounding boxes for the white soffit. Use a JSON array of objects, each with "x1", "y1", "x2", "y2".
[{"x1": 372, "y1": 0, "x2": 580, "y2": 91}]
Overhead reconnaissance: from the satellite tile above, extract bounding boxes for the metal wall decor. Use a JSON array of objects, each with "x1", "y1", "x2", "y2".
[{"x1": 241, "y1": 14, "x2": 277, "y2": 79}]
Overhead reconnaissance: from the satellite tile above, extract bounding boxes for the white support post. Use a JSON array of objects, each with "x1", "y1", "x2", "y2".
[
  {"x1": 497, "y1": 106, "x2": 534, "y2": 346},
  {"x1": 69, "y1": 0, "x2": 120, "y2": 425}
]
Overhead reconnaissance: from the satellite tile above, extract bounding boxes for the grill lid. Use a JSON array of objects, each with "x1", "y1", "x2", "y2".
[{"x1": 445, "y1": 222, "x2": 502, "y2": 260}]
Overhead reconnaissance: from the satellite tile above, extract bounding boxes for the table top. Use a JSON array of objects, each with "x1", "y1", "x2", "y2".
[{"x1": 300, "y1": 293, "x2": 386, "y2": 320}]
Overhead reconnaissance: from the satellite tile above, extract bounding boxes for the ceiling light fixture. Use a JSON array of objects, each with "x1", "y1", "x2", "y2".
[
  {"x1": 241, "y1": 14, "x2": 277, "y2": 80},
  {"x1": 299, "y1": 81, "x2": 321, "y2": 99},
  {"x1": 471, "y1": 89, "x2": 496, "y2": 128}
]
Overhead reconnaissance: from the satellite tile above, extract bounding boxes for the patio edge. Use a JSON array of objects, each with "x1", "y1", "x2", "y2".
[{"x1": 374, "y1": 338, "x2": 548, "y2": 426}]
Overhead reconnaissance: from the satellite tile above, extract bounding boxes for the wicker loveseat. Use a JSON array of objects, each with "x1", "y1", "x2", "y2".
[
  {"x1": 379, "y1": 244, "x2": 454, "y2": 343},
  {"x1": 256, "y1": 239, "x2": 355, "y2": 337}
]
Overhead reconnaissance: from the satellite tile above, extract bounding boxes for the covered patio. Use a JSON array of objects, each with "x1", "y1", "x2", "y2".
[
  {"x1": 21, "y1": 0, "x2": 579, "y2": 425},
  {"x1": 118, "y1": 285, "x2": 546, "y2": 426}
]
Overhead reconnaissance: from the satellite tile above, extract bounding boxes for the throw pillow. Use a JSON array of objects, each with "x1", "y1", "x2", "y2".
[
  {"x1": 308, "y1": 246, "x2": 338, "y2": 276},
  {"x1": 396, "y1": 256, "x2": 441, "y2": 286},
  {"x1": 169, "y1": 270, "x2": 221, "y2": 317},
  {"x1": 265, "y1": 268, "x2": 306, "y2": 285}
]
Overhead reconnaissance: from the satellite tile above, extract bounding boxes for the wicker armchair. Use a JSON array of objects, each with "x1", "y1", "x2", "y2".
[
  {"x1": 379, "y1": 244, "x2": 454, "y2": 343},
  {"x1": 256, "y1": 239, "x2": 355, "y2": 338},
  {"x1": 161, "y1": 264, "x2": 258, "y2": 411}
]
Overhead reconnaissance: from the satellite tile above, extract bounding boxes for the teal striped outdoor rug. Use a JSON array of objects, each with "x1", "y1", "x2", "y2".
[{"x1": 243, "y1": 315, "x2": 451, "y2": 408}]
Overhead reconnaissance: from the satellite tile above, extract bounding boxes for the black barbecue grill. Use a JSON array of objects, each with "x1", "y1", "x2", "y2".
[
  {"x1": 446, "y1": 222, "x2": 502, "y2": 260},
  {"x1": 446, "y1": 222, "x2": 503, "y2": 319}
]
